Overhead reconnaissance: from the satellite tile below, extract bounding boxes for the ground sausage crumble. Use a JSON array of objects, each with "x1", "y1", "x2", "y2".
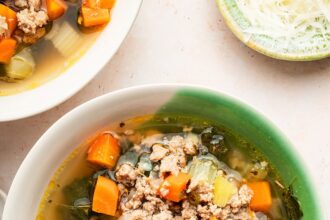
[{"x1": 114, "y1": 134, "x2": 258, "y2": 220}]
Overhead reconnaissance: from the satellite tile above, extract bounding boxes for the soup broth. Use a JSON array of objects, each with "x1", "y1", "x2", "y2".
[
  {"x1": 0, "y1": 4, "x2": 101, "y2": 96},
  {"x1": 37, "y1": 115, "x2": 302, "y2": 220},
  {"x1": 0, "y1": 0, "x2": 115, "y2": 96}
]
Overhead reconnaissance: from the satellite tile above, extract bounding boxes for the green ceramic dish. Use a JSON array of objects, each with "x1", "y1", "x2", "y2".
[
  {"x1": 216, "y1": 0, "x2": 330, "y2": 61},
  {"x1": 3, "y1": 85, "x2": 322, "y2": 219}
]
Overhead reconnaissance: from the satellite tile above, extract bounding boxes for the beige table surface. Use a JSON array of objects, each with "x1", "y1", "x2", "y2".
[{"x1": 0, "y1": 0, "x2": 329, "y2": 217}]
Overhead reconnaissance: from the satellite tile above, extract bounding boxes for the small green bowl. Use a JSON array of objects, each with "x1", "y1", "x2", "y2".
[{"x1": 216, "y1": 0, "x2": 330, "y2": 61}]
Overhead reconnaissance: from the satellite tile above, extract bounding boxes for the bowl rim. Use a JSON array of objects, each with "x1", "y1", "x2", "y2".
[
  {"x1": 216, "y1": 0, "x2": 330, "y2": 61},
  {"x1": 0, "y1": 0, "x2": 143, "y2": 122},
  {"x1": 3, "y1": 84, "x2": 324, "y2": 219}
]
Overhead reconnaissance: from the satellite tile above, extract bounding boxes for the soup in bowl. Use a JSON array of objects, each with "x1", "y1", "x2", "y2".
[
  {"x1": 0, "y1": 0, "x2": 142, "y2": 121},
  {"x1": 2, "y1": 85, "x2": 322, "y2": 219}
]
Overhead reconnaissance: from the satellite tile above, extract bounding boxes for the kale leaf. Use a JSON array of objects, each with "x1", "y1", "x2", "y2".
[{"x1": 283, "y1": 186, "x2": 303, "y2": 220}]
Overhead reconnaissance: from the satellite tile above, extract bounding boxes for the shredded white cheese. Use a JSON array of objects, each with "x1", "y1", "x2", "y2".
[{"x1": 235, "y1": 0, "x2": 330, "y2": 52}]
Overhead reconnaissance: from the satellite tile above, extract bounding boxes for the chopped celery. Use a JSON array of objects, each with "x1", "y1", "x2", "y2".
[
  {"x1": 5, "y1": 48, "x2": 35, "y2": 80},
  {"x1": 51, "y1": 22, "x2": 82, "y2": 57},
  {"x1": 188, "y1": 157, "x2": 218, "y2": 185},
  {"x1": 213, "y1": 176, "x2": 237, "y2": 207},
  {"x1": 198, "y1": 154, "x2": 242, "y2": 181}
]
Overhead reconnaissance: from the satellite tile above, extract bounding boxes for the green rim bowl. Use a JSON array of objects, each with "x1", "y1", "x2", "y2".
[
  {"x1": 216, "y1": 0, "x2": 330, "y2": 61},
  {"x1": 3, "y1": 84, "x2": 323, "y2": 219}
]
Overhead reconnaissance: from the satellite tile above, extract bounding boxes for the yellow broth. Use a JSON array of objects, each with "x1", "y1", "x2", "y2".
[
  {"x1": 0, "y1": 4, "x2": 102, "y2": 96},
  {"x1": 37, "y1": 116, "x2": 298, "y2": 220},
  {"x1": 37, "y1": 143, "x2": 96, "y2": 220},
  {"x1": 36, "y1": 116, "x2": 149, "y2": 220}
]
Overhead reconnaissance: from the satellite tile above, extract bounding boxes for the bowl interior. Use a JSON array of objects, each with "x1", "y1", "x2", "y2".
[
  {"x1": 216, "y1": 0, "x2": 330, "y2": 61},
  {"x1": 0, "y1": 0, "x2": 142, "y2": 122},
  {"x1": 155, "y1": 87, "x2": 321, "y2": 219},
  {"x1": 3, "y1": 85, "x2": 321, "y2": 219}
]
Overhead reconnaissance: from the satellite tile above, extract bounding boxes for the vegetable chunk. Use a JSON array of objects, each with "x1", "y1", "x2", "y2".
[
  {"x1": 98, "y1": 0, "x2": 115, "y2": 9},
  {"x1": 81, "y1": 7, "x2": 110, "y2": 27},
  {"x1": 0, "y1": 38, "x2": 16, "y2": 63},
  {"x1": 84, "y1": 0, "x2": 116, "y2": 9},
  {"x1": 0, "y1": 4, "x2": 17, "y2": 35},
  {"x1": 159, "y1": 172, "x2": 190, "y2": 202},
  {"x1": 247, "y1": 181, "x2": 272, "y2": 213},
  {"x1": 87, "y1": 133, "x2": 120, "y2": 169},
  {"x1": 188, "y1": 157, "x2": 218, "y2": 185},
  {"x1": 5, "y1": 48, "x2": 35, "y2": 79},
  {"x1": 92, "y1": 176, "x2": 119, "y2": 216},
  {"x1": 213, "y1": 176, "x2": 237, "y2": 207},
  {"x1": 46, "y1": 0, "x2": 68, "y2": 20}
]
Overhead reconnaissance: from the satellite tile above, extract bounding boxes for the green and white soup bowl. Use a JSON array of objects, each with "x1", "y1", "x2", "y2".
[{"x1": 3, "y1": 84, "x2": 323, "y2": 219}]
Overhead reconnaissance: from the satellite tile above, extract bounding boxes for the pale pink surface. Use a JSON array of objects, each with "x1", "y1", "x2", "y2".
[{"x1": 0, "y1": 0, "x2": 329, "y2": 216}]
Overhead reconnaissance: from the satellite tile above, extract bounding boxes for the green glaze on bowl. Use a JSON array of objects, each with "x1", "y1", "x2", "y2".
[
  {"x1": 3, "y1": 84, "x2": 322, "y2": 220},
  {"x1": 216, "y1": 0, "x2": 330, "y2": 61},
  {"x1": 151, "y1": 87, "x2": 321, "y2": 219}
]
